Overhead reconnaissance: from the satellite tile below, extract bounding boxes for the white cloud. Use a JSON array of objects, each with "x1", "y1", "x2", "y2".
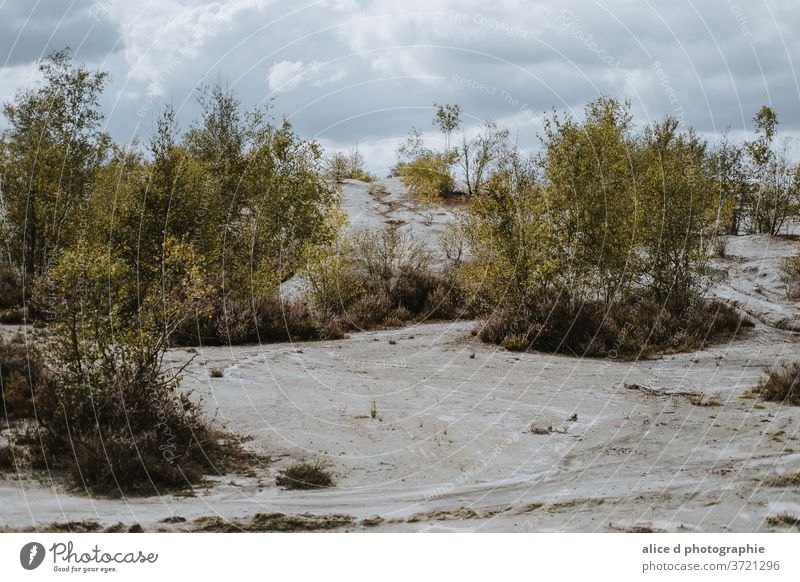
[
  {"x1": 267, "y1": 59, "x2": 346, "y2": 93},
  {"x1": 0, "y1": 62, "x2": 41, "y2": 106},
  {"x1": 105, "y1": 0, "x2": 273, "y2": 96},
  {"x1": 318, "y1": 0, "x2": 360, "y2": 12}
]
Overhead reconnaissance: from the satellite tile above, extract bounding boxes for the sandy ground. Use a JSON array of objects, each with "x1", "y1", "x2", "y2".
[
  {"x1": 2, "y1": 183, "x2": 799, "y2": 533},
  {"x1": 713, "y1": 234, "x2": 800, "y2": 331}
]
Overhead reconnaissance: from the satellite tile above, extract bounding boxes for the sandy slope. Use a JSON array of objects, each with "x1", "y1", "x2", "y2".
[
  {"x1": 2, "y1": 183, "x2": 799, "y2": 533},
  {"x1": 339, "y1": 177, "x2": 461, "y2": 267},
  {"x1": 712, "y1": 234, "x2": 800, "y2": 331}
]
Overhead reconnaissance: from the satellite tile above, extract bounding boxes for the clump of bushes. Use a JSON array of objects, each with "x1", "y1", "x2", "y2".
[
  {"x1": 0, "y1": 265, "x2": 24, "y2": 309},
  {"x1": 0, "y1": 307, "x2": 26, "y2": 324},
  {"x1": 753, "y1": 362, "x2": 800, "y2": 405},
  {"x1": 173, "y1": 289, "x2": 359, "y2": 347},
  {"x1": 26, "y1": 240, "x2": 259, "y2": 496},
  {"x1": 0, "y1": 335, "x2": 49, "y2": 419},
  {"x1": 302, "y1": 226, "x2": 472, "y2": 332},
  {"x1": 479, "y1": 293, "x2": 752, "y2": 359},
  {"x1": 785, "y1": 250, "x2": 800, "y2": 300},
  {"x1": 276, "y1": 461, "x2": 334, "y2": 490},
  {"x1": 212, "y1": 295, "x2": 323, "y2": 344},
  {"x1": 0, "y1": 265, "x2": 26, "y2": 323},
  {"x1": 455, "y1": 98, "x2": 761, "y2": 358},
  {"x1": 171, "y1": 293, "x2": 329, "y2": 346},
  {"x1": 393, "y1": 124, "x2": 459, "y2": 202},
  {"x1": 34, "y1": 363, "x2": 247, "y2": 494},
  {"x1": 766, "y1": 513, "x2": 800, "y2": 529},
  {"x1": 764, "y1": 472, "x2": 800, "y2": 487},
  {"x1": 0, "y1": 444, "x2": 22, "y2": 471},
  {"x1": 325, "y1": 147, "x2": 375, "y2": 183}
]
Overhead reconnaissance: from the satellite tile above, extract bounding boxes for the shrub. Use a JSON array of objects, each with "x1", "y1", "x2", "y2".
[
  {"x1": 0, "y1": 444, "x2": 21, "y2": 471},
  {"x1": 397, "y1": 152, "x2": 456, "y2": 202},
  {"x1": 317, "y1": 314, "x2": 347, "y2": 341},
  {"x1": 31, "y1": 239, "x2": 257, "y2": 495},
  {"x1": 346, "y1": 290, "x2": 392, "y2": 327},
  {"x1": 766, "y1": 513, "x2": 800, "y2": 528},
  {"x1": 710, "y1": 236, "x2": 728, "y2": 259},
  {"x1": 764, "y1": 472, "x2": 800, "y2": 487},
  {"x1": 0, "y1": 336, "x2": 49, "y2": 419},
  {"x1": 394, "y1": 127, "x2": 457, "y2": 202},
  {"x1": 784, "y1": 251, "x2": 800, "y2": 300},
  {"x1": 0, "y1": 265, "x2": 23, "y2": 309},
  {"x1": 0, "y1": 307, "x2": 26, "y2": 324},
  {"x1": 479, "y1": 292, "x2": 751, "y2": 359},
  {"x1": 302, "y1": 226, "x2": 471, "y2": 331},
  {"x1": 391, "y1": 269, "x2": 441, "y2": 314},
  {"x1": 209, "y1": 367, "x2": 224, "y2": 378},
  {"x1": 215, "y1": 295, "x2": 321, "y2": 344},
  {"x1": 276, "y1": 461, "x2": 334, "y2": 490},
  {"x1": 754, "y1": 362, "x2": 800, "y2": 405},
  {"x1": 31, "y1": 325, "x2": 257, "y2": 495},
  {"x1": 423, "y1": 282, "x2": 467, "y2": 320},
  {"x1": 325, "y1": 148, "x2": 374, "y2": 183}
]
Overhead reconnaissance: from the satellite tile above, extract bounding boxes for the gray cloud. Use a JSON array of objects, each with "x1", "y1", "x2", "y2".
[
  {"x1": 2, "y1": 0, "x2": 799, "y2": 171},
  {"x1": 0, "y1": 0, "x2": 123, "y2": 66}
]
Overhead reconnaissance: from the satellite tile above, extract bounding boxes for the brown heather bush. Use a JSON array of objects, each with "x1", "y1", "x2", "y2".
[
  {"x1": 0, "y1": 336, "x2": 49, "y2": 419},
  {"x1": 171, "y1": 292, "x2": 342, "y2": 347},
  {"x1": 0, "y1": 264, "x2": 24, "y2": 309},
  {"x1": 766, "y1": 513, "x2": 800, "y2": 529},
  {"x1": 345, "y1": 290, "x2": 392, "y2": 327},
  {"x1": 785, "y1": 252, "x2": 800, "y2": 301},
  {"x1": 423, "y1": 281, "x2": 466, "y2": 320},
  {"x1": 211, "y1": 295, "x2": 320, "y2": 345},
  {"x1": 479, "y1": 292, "x2": 752, "y2": 359},
  {"x1": 25, "y1": 322, "x2": 263, "y2": 495},
  {"x1": 276, "y1": 461, "x2": 334, "y2": 490},
  {"x1": 0, "y1": 306, "x2": 26, "y2": 324},
  {"x1": 34, "y1": 366, "x2": 255, "y2": 495},
  {"x1": 302, "y1": 227, "x2": 474, "y2": 332},
  {"x1": 0, "y1": 444, "x2": 22, "y2": 471},
  {"x1": 754, "y1": 362, "x2": 800, "y2": 405}
]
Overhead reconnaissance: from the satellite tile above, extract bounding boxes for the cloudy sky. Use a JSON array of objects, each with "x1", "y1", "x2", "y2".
[{"x1": 1, "y1": 0, "x2": 798, "y2": 173}]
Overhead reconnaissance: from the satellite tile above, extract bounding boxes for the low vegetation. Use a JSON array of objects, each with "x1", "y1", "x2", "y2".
[
  {"x1": 785, "y1": 249, "x2": 800, "y2": 300},
  {"x1": 452, "y1": 98, "x2": 755, "y2": 357},
  {"x1": 0, "y1": 444, "x2": 21, "y2": 471},
  {"x1": 275, "y1": 461, "x2": 334, "y2": 490},
  {"x1": 302, "y1": 225, "x2": 473, "y2": 332},
  {"x1": 0, "y1": 335, "x2": 48, "y2": 420},
  {"x1": 0, "y1": 265, "x2": 24, "y2": 309},
  {"x1": 26, "y1": 239, "x2": 261, "y2": 495},
  {"x1": 753, "y1": 362, "x2": 800, "y2": 405},
  {"x1": 479, "y1": 293, "x2": 751, "y2": 359},
  {"x1": 765, "y1": 513, "x2": 800, "y2": 528},
  {"x1": 187, "y1": 294, "x2": 324, "y2": 346},
  {"x1": 325, "y1": 146, "x2": 374, "y2": 182},
  {"x1": 763, "y1": 472, "x2": 800, "y2": 487},
  {"x1": 0, "y1": 265, "x2": 25, "y2": 323}
]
